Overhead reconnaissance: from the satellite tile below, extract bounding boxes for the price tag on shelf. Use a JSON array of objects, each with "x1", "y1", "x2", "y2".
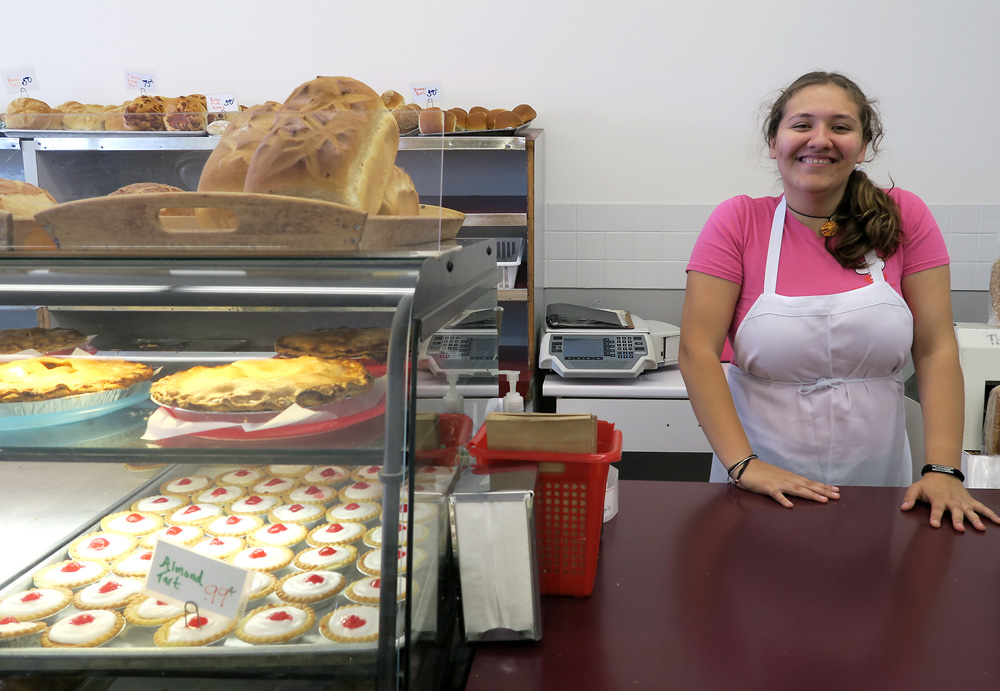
[
  {"x1": 410, "y1": 81, "x2": 442, "y2": 109},
  {"x1": 206, "y1": 92, "x2": 239, "y2": 113},
  {"x1": 2, "y1": 66, "x2": 39, "y2": 94},
  {"x1": 144, "y1": 538, "x2": 253, "y2": 620},
  {"x1": 124, "y1": 69, "x2": 158, "y2": 93}
]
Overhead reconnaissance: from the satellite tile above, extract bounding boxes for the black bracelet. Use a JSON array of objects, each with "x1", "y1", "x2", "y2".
[
  {"x1": 726, "y1": 454, "x2": 757, "y2": 485},
  {"x1": 920, "y1": 464, "x2": 965, "y2": 483}
]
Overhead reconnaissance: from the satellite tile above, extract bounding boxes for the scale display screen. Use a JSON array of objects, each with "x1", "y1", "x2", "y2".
[{"x1": 562, "y1": 337, "x2": 607, "y2": 358}]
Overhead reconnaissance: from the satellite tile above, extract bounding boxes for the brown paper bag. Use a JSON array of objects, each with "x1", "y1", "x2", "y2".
[{"x1": 485, "y1": 412, "x2": 597, "y2": 454}]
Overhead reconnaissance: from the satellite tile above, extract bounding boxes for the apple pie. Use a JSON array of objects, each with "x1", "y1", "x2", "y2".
[
  {"x1": 0, "y1": 357, "x2": 154, "y2": 404},
  {"x1": 274, "y1": 327, "x2": 390, "y2": 362},
  {"x1": 149, "y1": 355, "x2": 373, "y2": 413},
  {"x1": 0, "y1": 327, "x2": 89, "y2": 355}
]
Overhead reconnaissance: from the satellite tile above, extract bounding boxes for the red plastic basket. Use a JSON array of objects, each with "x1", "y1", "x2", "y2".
[{"x1": 467, "y1": 420, "x2": 623, "y2": 596}]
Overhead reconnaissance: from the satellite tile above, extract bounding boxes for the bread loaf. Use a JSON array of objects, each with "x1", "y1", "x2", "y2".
[
  {"x1": 990, "y1": 258, "x2": 1000, "y2": 325},
  {"x1": 243, "y1": 108, "x2": 399, "y2": 215},
  {"x1": 0, "y1": 178, "x2": 58, "y2": 250},
  {"x1": 103, "y1": 105, "x2": 128, "y2": 131},
  {"x1": 109, "y1": 182, "x2": 195, "y2": 217},
  {"x1": 283, "y1": 76, "x2": 386, "y2": 114},
  {"x1": 418, "y1": 108, "x2": 456, "y2": 135},
  {"x1": 4, "y1": 97, "x2": 55, "y2": 130},
  {"x1": 447, "y1": 107, "x2": 468, "y2": 132},
  {"x1": 62, "y1": 103, "x2": 105, "y2": 131},
  {"x1": 123, "y1": 95, "x2": 166, "y2": 131},
  {"x1": 378, "y1": 165, "x2": 420, "y2": 216},
  {"x1": 984, "y1": 386, "x2": 1000, "y2": 455},
  {"x1": 164, "y1": 95, "x2": 208, "y2": 132},
  {"x1": 466, "y1": 111, "x2": 487, "y2": 131},
  {"x1": 196, "y1": 101, "x2": 282, "y2": 228}
]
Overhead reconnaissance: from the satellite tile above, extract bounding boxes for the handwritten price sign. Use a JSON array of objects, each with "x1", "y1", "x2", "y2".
[
  {"x1": 206, "y1": 92, "x2": 239, "y2": 113},
  {"x1": 410, "y1": 81, "x2": 442, "y2": 108},
  {"x1": 144, "y1": 537, "x2": 253, "y2": 620},
  {"x1": 2, "y1": 66, "x2": 39, "y2": 94},
  {"x1": 124, "y1": 69, "x2": 157, "y2": 93}
]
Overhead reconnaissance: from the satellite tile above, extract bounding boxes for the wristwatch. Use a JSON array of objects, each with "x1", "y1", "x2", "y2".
[{"x1": 920, "y1": 464, "x2": 965, "y2": 483}]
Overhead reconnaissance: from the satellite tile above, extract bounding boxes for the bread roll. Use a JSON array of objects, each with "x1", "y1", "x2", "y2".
[
  {"x1": 4, "y1": 97, "x2": 55, "y2": 130},
  {"x1": 447, "y1": 107, "x2": 468, "y2": 132},
  {"x1": 243, "y1": 108, "x2": 400, "y2": 215},
  {"x1": 283, "y1": 76, "x2": 386, "y2": 114},
  {"x1": 123, "y1": 95, "x2": 166, "y2": 131},
  {"x1": 378, "y1": 165, "x2": 420, "y2": 216},
  {"x1": 468, "y1": 106, "x2": 489, "y2": 117},
  {"x1": 164, "y1": 95, "x2": 208, "y2": 132},
  {"x1": 103, "y1": 105, "x2": 128, "y2": 131},
  {"x1": 486, "y1": 109, "x2": 507, "y2": 129},
  {"x1": 466, "y1": 111, "x2": 487, "y2": 131},
  {"x1": 109, "y1": 182, "x2": 195, "y2": 217},
  {"x1": 513, "y1": 104, "x2": 537, "y2": 123},
  {"x1": 418, "y1": 108, "x2": 456, "y2": 135},
  {"x1": 62, "y1": 104, "x2": 105, "y2": 131},
  {"x1": 391, "y1": 103, "x2": 420, "y2": 133},
  {"x1": 381, "y1": 90, "x2": 406, "y2": 110},
  {"x1": 493, "y1": 110, "x2": 524, "y2": 130}
]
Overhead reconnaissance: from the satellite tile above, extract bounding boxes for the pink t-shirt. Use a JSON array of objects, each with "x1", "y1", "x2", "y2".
[{"x1": 686, "y1": 188, "x2": 948, "y2": 347}]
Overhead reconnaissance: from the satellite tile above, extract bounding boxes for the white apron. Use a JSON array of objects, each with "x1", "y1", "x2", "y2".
[{"x1": 709, "y1": 198, "x2": 914, "y2": 486}]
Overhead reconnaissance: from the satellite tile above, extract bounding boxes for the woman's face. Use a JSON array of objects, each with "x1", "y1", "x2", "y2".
[{"x1": 768, "y1": 83, "x2": 868, "y2": 203}]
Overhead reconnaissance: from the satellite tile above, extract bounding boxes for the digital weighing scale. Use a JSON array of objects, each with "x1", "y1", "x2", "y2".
[
  {"x1": 538, "y1": 303, "x2": 680, "y2": 379},
  {"x1": 419, "y1": 308, "x2": 500, "y2": 378}
]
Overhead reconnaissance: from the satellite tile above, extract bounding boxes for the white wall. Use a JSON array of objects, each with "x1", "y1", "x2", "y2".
[{"x1": 6, "y1": 0, "x2": 999, "y2": 206}]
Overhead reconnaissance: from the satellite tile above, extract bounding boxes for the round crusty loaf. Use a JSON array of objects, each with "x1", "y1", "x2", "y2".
[
  {"x1": 4, "y1": 97, "x2": 55, "y2": 130},
  {"x1": 164, "y1": 95, "x2": 208, "y2": 132},
  {"x1": 0, "y1": 178, "x2": 57, "y2": 220},
  {"x1": 377, "y1": 165, "x2": 420, "y2": 216},
  {"x1": 990, "y1": 258, "x2": 1000, "y2": 325},
  {"x1": 123, "y1": 95, "x2": 166, "y2": 131},
  {"x1": 109, "y1": 182, "x2": 195, "y2": 217},
  {"x1": 391, "y1": 104, "x2": 420, "y2": 133},
  {"x1": 62, "y1": 103, "x2": 105, "y2": 131},
  {"x1": 243, "y1": 108, "x2": 400, "y2": 215},
  {"x1": 283, "y1": 76, "x2": 387, "y2": 114}
]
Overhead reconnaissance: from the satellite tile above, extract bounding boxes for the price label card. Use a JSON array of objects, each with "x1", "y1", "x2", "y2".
[
  {"x1": 144, "y1": 538, "x2": 253, "y2": 620},
  {"x1": 124, "y1": 69, "x2": 158, "y2": 93},
  {"x1": 206, "y1": 92, "x2": 239, "y2": 113},
  {"x1": 410, "y1": 81, "x2": 442, "y2": 108},
  {"x1": 2, "y1": 66, "x2": 39, "y2": 94}
]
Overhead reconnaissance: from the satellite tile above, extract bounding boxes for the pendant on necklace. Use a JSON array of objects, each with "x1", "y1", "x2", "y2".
[{"x1": 819, "y1": 219, "x2": 838, "y2": 237}]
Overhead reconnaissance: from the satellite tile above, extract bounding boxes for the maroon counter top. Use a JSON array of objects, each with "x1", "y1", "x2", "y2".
[{"x1": 465, "y1": 480, "x2": 1000, "y2": 691}]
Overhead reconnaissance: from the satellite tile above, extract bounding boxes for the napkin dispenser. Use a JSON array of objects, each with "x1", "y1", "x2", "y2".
[{"x1": 448, "y1": 464, "x2": 542, "y2": 642}]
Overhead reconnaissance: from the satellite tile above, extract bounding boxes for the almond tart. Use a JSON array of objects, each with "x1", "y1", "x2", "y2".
[
  {"x1": 228, "y1": 494, "x2": 280, "y2": 517},
  {"x1": 149, "y1": 355, "x2": 373, "y2": 413},
  {"x1": 358, "y1": 547, "x2": 427, "y2": 577},
  {"x1": 325, "y1": 501, "x2": 380, "y2": 524},
  {"x1": 140, "y1": 524, "x2": 205, "y2": 549},
  {"x1": 286, "y1": 484, "x2": 338, "y2": 505},
  {"x1": 0, "y1": 616, "x2": 47, "y2": 647},
  {"x1": 345, "y1": 576, "x2": 407, "y2": 605},
  {"x1": 100, "y1": 510, "x2": 163, "y2": 537},
  {"x1": 0, "y1": 586, "x2": 73, "y2": 622},
  {"x1": 131, "y1": 494, "x2": 188, "y2": 515},
  {"x1": 72, "y1": 576, "x2": 144, "y2": 611},
  {"x1": 160, "y1": 474, "x2": 213, "y2": 497},
  {"x1": 302, "y1": 465, "x2": 350, "y2": 486},
  {"x1": 34, "y1": 559, "x2": 109, "y2": 589},
  {"x1": 166, "y1": 503, "x2": 223, "y2": 527},
  {"x1": 229, "y1": 546, "x2": 294, "y2": 573},
  {"x1": 110, "y1": 549, "x2": 155, "y2": 578},
  {"x1": 203, "y1": 514, "x2": 264, "y2": 538},
  {"x1": 213, "y1": 467, "x2": 267, "y2": 487},
  {"x1": 41, "y1": 609, "x2": 126, "y2": 648},
  {"x1": 320, "y1": 604, "x2": 380, "y2": 644},
  {"x1": 0, "y1": 356, "x2": 152, "y2": 403},
  {"x1": 275, "y1": 569, "x2": 346, "y2": 606},
  {"x1": 307, "y1": 521, "x2": 366, "y2": 547},
  {"x1": 235, "y1": 603, "x2": 316, "y2": 645},
  {"x1": 191, "y1": 536, "x2": 245, "y2": 561},
  {"x1": 154, "y1": 612, "x2": 236, "y2": 647},
  {"x1": 248, "y1": 522, "x2": 307, "y2": 548},
  {"x1": 124, "y1": 596, "x2": 186, "y2": 627},
  {"x1": 293, "y1": 544, "x2": 358, "y2": 571},
  {"x1": 268, "y1": 502, "x2": 325, "y2": 526},
  {"x1": 69, "y1": 532, "x2": 137, "y2": 562}
]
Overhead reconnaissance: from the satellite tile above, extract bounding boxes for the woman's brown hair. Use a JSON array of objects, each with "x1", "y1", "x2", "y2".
[{"x1": 764, "y1": 71, "x2": 902, "y2": 268}]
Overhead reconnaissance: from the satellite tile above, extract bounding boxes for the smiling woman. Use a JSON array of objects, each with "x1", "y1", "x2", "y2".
[{"x1": 678, "y1": 71, "x2": 1000, "y2": 533}]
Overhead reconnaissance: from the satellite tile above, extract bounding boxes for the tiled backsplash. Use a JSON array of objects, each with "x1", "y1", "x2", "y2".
[{"x1": 544, "y1": 203, "x2": 1000, "y2": 291}]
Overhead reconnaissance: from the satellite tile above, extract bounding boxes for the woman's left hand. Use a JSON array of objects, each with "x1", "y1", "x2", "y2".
[{"x1": 901, "y1": 473, "x2": 1000, "y2": 531}]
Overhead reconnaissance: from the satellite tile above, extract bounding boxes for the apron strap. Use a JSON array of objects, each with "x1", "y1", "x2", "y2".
[{"x1": 763, "y1": 197, "x2": 786, "y2": 294}]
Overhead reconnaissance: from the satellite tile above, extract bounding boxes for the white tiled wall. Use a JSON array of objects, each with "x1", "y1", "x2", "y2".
[{"x1": 544, "y1": 203, "x2": 1000, "y2": 292}]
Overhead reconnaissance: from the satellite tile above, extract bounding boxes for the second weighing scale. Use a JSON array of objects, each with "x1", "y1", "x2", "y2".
[{"x1": 538, "y1": 303, "x2": 680, "y2": 379}]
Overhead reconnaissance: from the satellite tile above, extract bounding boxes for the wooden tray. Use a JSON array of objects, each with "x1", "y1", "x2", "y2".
[
  {"x1": 360, "y1": 204, "x2": 465, "y2": 251},
  {"x1": 34, "y1": 192, "x2": 368, "y2": 256}
]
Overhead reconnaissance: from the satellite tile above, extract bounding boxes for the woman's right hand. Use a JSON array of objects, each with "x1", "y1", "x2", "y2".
[{"x1": 735, "y1": 458, "x2": 840, "y2": 508}]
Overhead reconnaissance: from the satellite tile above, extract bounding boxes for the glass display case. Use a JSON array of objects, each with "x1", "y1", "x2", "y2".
[{"x1": 0, "y1": 240, "x2": 499, "y2": 689}]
